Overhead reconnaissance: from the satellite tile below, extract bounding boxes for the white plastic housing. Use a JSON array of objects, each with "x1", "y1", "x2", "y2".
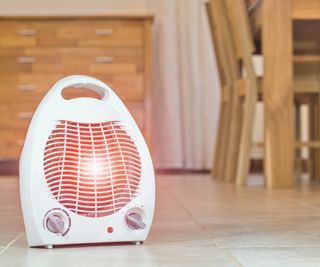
[{"x1": 19, "y1": 75, "x2": 155, "y2": 247}]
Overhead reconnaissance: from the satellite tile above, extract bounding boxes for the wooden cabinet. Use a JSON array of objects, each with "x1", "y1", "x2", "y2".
[{"x1": 0, "y1": 15, "x2": 153, "y2": 159}]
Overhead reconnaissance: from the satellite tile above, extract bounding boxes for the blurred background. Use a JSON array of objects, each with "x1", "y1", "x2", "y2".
[
  {"x1": 0, "y1": 0, "x2": 220, "y2": 174},
  {"x1": 0, "y1": 0, "x2": 319, "y2": 183}
]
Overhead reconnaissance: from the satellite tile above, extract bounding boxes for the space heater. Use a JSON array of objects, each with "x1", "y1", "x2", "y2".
[{"x1": 19, "y1": 75, "x2": 155, "y2": 248}]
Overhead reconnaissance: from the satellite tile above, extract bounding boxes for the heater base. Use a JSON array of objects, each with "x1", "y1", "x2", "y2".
[{"x1": 40, "y1": 241, "x2": 145, "y2": 249}]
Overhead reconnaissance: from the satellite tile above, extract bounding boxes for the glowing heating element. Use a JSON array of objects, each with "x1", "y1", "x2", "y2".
[{"x1": 43, "y1": 120, "x2": 141, "y2": 218}]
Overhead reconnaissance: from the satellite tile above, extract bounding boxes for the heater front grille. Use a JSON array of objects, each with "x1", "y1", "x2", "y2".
[{"x1": 43, "y1": 120, "x2": 141, "y2": 218}]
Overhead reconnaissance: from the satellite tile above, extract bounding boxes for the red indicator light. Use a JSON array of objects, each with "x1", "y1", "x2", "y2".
[{"x1": 107, "y1": 227, "x2": 113, "y2": 233}]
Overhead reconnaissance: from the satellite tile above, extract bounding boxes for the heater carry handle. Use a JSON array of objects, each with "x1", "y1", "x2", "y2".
[{"x1": 50, "y1": 75, "x2": 110, "y2": 102}]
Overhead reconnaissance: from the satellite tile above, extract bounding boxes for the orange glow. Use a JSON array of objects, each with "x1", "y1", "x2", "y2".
[{"x1": 44, "y1": 120, "x2": 141, "y2": 218}]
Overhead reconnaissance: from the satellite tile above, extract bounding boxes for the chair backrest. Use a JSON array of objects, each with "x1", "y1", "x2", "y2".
[
  {"x1": 206, "y1": 0, "x2": 257, "y2": 86},
  {"x1": 206, "y1": 0, "x2": 240, "y2": 93},
  {"x1": 225, "y1": 0, "x2": 257, "y2": 86}
]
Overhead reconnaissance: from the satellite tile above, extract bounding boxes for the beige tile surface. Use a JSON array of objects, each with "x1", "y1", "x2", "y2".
[
  {"x1": 227, "y1": 247, "x2": 320, "y2": 267},
  {"x1": 0, "y1": 244, "x2": 238, "y2": 267},
  {"x1": 204, "y1": 216, "x2": 320, "y2": 247},
  {"x1": 1, "y1": 173, "x2": 320, "y2": 266},
  {"x1": 0, "y1": 177, "x2": 24, "y2": 247},
  {"x1": 0, "y1": 174, "x2": 239, "y2": 267}
]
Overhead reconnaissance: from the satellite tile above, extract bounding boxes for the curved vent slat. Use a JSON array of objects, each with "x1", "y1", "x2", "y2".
[{"x1": 43, "y1": 120, "x2": 141, "y2": 218}]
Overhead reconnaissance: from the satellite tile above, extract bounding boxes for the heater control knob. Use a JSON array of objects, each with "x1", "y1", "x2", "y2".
[
  {"x1": 126, "y1": 213, "x2": 146, "y2": 230},
  {"x1": 46, "y1": 214, "x2": 65, "y2": 235}
]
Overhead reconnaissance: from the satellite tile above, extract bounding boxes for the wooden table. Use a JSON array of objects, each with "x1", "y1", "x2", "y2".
[{"x1": 262, "y1": 0, "x2": 320, "y2": 187}]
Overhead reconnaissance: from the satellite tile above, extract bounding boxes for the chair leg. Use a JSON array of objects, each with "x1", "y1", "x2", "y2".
[
  {"x1": 211, "y1": 103, "x2": 223, "y2": 179},
  {"x1": 294, "y1": 100, "x2": 302, "y2": 180},
  {"x1": 308, "y1": 99, "x2": 314, "y2": 179},
  {"x1": 235, "y1": 82, "x2": 257, "y2": 186},
  {"x1": 224, "y1": 95, "x2": 243, "y2": 183},
  {"x1": 309, "y1": 94, "x2": 320, "y2": 181},
  {"x1": 218, "y1": 98, "x2": 235, "y2": 181},
  {"x1": 315, "y1": 94, "x2": 320, "y2": 181},
  {"x1": 212, "y1": 101, "x2": 230, "y2": 180}
]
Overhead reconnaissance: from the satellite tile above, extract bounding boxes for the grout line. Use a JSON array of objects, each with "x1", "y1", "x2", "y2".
[
  {"x1": 167, "y1": 191, "x2": 320, "y2": 264},
  {"x1": 0, "y1": 233, "x2": 24, "y2": 255},
  {"x1": 219, "y1": 244, "x2": 320, "y2": 249},
  {"x1": 211, "y1": 239, "x2": 246, "y2": 267},
  {"x1": 168, "y1": 190, "x2": 245, "y2": 267}
]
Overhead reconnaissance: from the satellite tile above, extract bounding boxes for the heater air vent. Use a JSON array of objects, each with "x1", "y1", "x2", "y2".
[{"x1": 43, "y1": 120, "x2": 141, "y2": 218}]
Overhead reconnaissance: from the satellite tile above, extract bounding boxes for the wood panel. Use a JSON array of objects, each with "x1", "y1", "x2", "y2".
[
  {"x1": 0, "y1": 15, "x2": 153, "y2": 159},
  {"x1": 126, "y1": 102, "x2": 146, "y2": 130},
  {"x1": 0, "y1": 20, "x2": 144, "y2": 48},
  {"x1": 0, "y1": 103, "x2": 37, "y2": 129},
  {"x1": 142, "y1": 19, "x2": 153, "y2": 152},
  {"x1": 0, "y1": 47, "x2": 143, "y2": 74},
  {"x1": 291, "y1": 0, "x2": 320, "y2": 20},
  {"x1": 0, "y1": 130, "x2": 25, "y2": 158}
]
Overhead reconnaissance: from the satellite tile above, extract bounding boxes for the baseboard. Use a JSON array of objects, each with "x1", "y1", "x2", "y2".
[{"x1": 0, "y1": 159, "x2": 19, "y2": 175}]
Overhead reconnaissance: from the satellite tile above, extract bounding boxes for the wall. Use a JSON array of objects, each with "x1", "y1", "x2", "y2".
[{"x1": 0, "y1": 0, "x2": 147, "y2": 15}]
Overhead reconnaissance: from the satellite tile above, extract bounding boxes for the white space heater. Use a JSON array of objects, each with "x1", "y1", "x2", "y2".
[{"x1": 19, "y1": 75, "x2": 155, "y2": 248}]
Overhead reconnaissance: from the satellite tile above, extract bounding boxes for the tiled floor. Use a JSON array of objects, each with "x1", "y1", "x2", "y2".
[{"x1": 1, "y1": 174, "x2": 320, "y2": 266}]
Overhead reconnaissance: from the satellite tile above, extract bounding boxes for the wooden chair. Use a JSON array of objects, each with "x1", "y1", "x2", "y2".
[
  {"x1": 206, "y1": 0, "x2": 320, "y2": 186},
  {"x1": 206, "y1": 0, "x2": 257, "y2": 185},
  {"x1": 206, "y1": 0, "x2": 240, "y2": 182}
]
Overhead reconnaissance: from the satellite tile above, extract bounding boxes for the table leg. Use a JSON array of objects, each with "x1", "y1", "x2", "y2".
[
  {"x1": 262, "y1": 0, "x2": 294, "y2": 188},
  {"x1": 310, "y1": 94, "x2": 320, "y2": 180}
]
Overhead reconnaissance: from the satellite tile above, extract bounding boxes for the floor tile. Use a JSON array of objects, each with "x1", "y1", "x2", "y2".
[
  {"x1": 3, "y1": 174, "x2": 320, "y2": 266},
  {"x1": 227, "y1": 246, "x2": 320, "y2": 267},
  {"x1": 0, "y1": 177, "x2": 24, "y2": 246},
  {"x1": 0, "y1": 243, "x2": 238, "y2": 267},
  {"x1": 204, "y1": 215, "x2": 320, "y2": 247}
]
